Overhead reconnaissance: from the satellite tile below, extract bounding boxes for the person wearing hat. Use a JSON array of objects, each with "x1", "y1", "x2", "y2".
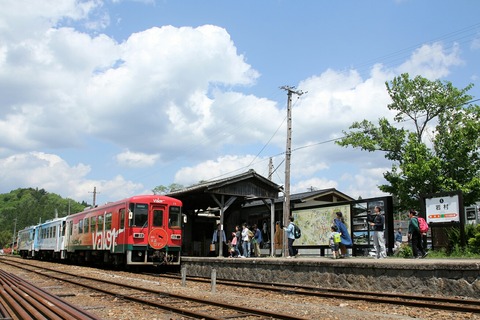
[{"x1": 408, "y1": 209, "x2": 428, "y2": 259}]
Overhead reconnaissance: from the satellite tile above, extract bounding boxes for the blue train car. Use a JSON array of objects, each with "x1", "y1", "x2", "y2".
[
  {"x1": 17, "y1": 224, "x2": 39, "y2": 258},
  {"x1": 35, "y1": 217, "x2": 67, "y2": 260}
]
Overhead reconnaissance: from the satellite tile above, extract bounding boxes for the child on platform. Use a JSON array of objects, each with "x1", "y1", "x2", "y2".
[{"x1": 329, "y1": 225, "x2": 341, "y2": 259}]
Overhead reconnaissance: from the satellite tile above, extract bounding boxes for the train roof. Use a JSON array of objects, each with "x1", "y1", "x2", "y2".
[{"x1": 69, "y1": 194, "x2": 181, "y2": 218}]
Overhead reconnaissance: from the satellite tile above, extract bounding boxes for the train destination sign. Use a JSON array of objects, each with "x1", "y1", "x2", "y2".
[{"x1": 425, "y1": 195, "x2": 460, "y2": 223}]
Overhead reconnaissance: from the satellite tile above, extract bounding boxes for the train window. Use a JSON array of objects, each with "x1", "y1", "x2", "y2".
[
  {"x1": 119, "y1": 208, "x2": 125, "y2": 230},
  {"x1": 83, "y1": 218, "x2": 89, "y2": 233},
  {"x1": 79, "y1": 219, "x2": 83, "y2": 234},
  {"x1": 153, "y1": 209, "x2": 163, "y2": 227},
  {"x1": 98, "y1": 215, "x2": 104, "y2": 231},
  {"x1": 105, "y1": 213, "x2": 112, "y2": 230},
  {"x1": 169, "y1": 206, "x2": 182, "y2": 228},
  {"x1": 90, "y1": 216, "x2": 96, "y2": 233},
  {"x1": 53, "y1": 226, "x2": 56, "y2": 238},
  {"x1": 130, "y1": 203, "x2": 148, "y2": 227}
]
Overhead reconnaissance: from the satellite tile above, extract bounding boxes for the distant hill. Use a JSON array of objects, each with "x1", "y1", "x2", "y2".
[{"x1": 0, "y1": 188, "x2": 87, "y2": 248}]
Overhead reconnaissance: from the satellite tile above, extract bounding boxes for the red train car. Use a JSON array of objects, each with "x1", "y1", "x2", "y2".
[{"x1": 65, "y1": 195, "x2": 182, "y2": 266}]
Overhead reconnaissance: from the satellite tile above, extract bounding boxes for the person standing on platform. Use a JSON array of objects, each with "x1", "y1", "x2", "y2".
[
  {"x1": 329, "y1": 225, "x2": 341, "y2": 259},
  {"x1": 394, "y1": 228, "x2": 403, "y2": 254},
  {"x1": 333, "y1": 212, "x2": 352, "y2": 258},
  {"x1": 282, "y1": 216, "x2": 298, "y2": 258},
  {"x1": 408, "y1": 210, "x2": 428, "y2": 259},
  {"x1": 252, "y1": 224, "x2": 263, "y2": 257},
  {"x1": 241, "y1": 223, "x2": 251, "y2": 258},
  {"x1": 369, "y1": 206, "x2": 387, "y2": 259},
  {"x1": 232, "y1": 225, "x2": 242, "y2": 257},
  {"x1": 211, "y1": 223, "x2": 227, "y2": 257}
]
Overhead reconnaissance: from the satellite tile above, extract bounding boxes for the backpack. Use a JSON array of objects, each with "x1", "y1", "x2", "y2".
[
  {"x1": 333, "y1": 232, "x2": 341, "y2": 243},
  {"x1": 293, "y1": 224, "x2": 301, "y2": 239},
  {"x1": 417, "y1": 217, "x2": 429, "y2": 233}
]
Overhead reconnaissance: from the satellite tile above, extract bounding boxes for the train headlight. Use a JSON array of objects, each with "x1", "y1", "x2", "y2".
[
  {"x1": 171, "y1": 234, "x2": 181, "y2": 240},
  {"x1": 137, "y1": 251, "x2": 143, "y2": 257}
]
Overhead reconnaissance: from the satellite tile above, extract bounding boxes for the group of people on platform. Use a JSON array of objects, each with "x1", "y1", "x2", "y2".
[
  {"x1": 367, "y1": 206, "x2": 428, "y2": 259},
  {"x1": 211, "y1": 223, "x2": 265, "y2": 258},
  {"x1": 211, "y1": 207, "x2": 428, "y2": 259}
]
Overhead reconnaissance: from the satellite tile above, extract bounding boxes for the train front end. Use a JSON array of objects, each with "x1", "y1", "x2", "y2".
[{"x1": 125, "y1": 196, "x2": 183, "y2": 266}]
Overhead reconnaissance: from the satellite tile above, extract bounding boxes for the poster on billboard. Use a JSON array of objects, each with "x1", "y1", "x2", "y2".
[
  {"x1": 425, "y1": 195, "x2": 460, "y2": 223},
  {"x1": 293, "y1": 204, "x2": 351, "y2": 246}
]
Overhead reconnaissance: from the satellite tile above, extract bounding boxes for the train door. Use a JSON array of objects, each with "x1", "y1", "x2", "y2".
[
  {"x1": 32, "y1": 226, "x2": 40, "y2": 257},
  {"x1": 148, "y1": 205, "x2": 168, "y2": 250},
  {"x1": 59, "y1": 220, "x2": 66, "y2": 259},
  {"x1": 115, "y1": 208, "x2": 126, "y2": 252},
  {"x1": 29, "y1": 228, "x2": 36, "y2": 257}
]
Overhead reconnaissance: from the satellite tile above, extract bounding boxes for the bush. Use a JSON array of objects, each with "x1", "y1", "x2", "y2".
[
  {"x1": 466, "y1": 224, "x2": 480, "y2": 253},
  {"x1": 396, "y1": 243, "x2": 413, "y2": 258}
]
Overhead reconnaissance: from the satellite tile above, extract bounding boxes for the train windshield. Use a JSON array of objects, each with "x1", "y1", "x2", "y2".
[
  {"x1": 130, "y1": 203, "x2": 148, "y2": 227},
  {"x1": 169, "y1": 206, "x2": 182, "y2": 228}
]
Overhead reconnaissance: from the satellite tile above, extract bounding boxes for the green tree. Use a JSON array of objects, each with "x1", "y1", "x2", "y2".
[
  {"x1": 152, "y1": 183, "x2": 184, "y2": 195},
  {"x1": 336, "y1": 73, "x2": 480, "y2": 210},
  {"x1": 0, "y1": 230, "x2": 12, "y2": 248},
  {"x1": 0, "y1": 188, "x2": 86, "y2": 238}
]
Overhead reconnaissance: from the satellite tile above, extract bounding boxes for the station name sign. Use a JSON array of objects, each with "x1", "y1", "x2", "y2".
[{"x1": 425, "y1": 195, "x2": 460, "y2": 223}]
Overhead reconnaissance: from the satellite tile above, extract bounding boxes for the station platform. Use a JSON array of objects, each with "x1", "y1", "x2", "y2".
[{"x1": 180, "y1": 256, "x2": 480, "y2": 298}]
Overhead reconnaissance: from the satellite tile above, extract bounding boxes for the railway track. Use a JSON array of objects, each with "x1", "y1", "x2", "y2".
[
  {"x1": 0, "y1": 258, "x2": 307, "y2": 320},
  {"x1": 157, "y1": 271, "x2": 480, "y2": 315}
]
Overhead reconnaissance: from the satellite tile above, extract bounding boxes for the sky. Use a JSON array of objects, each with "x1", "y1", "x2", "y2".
[{"x1": 1, "y1": 0, "x2": 479, "y2": 205}]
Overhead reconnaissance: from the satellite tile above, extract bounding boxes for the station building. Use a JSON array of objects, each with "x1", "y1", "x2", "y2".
[{"x1": 168, "y1": 169, "x2": 355, "y2": 257}]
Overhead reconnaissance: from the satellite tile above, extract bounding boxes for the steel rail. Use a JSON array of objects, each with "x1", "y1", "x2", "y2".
[
  {"x1": 158, "y1": 272, "x2": 480, "y2": 314},
  {"x1": 0, "y1": 259, "x2": 307, "y2": 320}
]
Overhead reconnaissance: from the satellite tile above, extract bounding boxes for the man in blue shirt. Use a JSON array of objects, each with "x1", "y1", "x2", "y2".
[{"x1": 282, "y1": 216, "x2": 298, "y2": 258}]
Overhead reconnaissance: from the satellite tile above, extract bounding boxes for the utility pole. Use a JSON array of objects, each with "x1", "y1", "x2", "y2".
[
  {"x1": 89, "y1": 186, "x2": 99, "y2": 207},
  {"x1": 280, "y1": 85, "x2": 305, "y2": 257},
  {"x1": 268, "y1": 157, "x2": 273, "y2": 180}
]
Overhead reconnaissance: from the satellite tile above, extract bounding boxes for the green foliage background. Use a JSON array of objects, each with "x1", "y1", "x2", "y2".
[
  {"x1": 337, "y1": 73, "x2": 480, "y2": 210},
  {"x1": 0, "y1": 188, "x2": 86, "y2": 248}
]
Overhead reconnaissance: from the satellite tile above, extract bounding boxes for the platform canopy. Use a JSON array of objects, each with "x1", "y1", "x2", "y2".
[{"x1": 167, "y1": 169, "x2": 282, "y2": 213}]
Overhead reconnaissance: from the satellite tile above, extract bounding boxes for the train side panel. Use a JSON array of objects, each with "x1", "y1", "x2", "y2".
[
  {"x1": 65, "y1": 195, "x2": 183, "y2": 267},
  {"x1": 17, "y1": 225, "x2": 38, "y2": 258},
  {"x1": 35, "y1": 217, "x2": 67, "y2": 260}
]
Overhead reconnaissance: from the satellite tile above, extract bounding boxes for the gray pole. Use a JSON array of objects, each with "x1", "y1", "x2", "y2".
[
  {"x1": 93, "y1": 186, "x2": 96, "y2": 207},
  {"x1": 11, "y1": 218, "x2": 17, "y2": 255},
  {"x1": 280, "y1": 86, "x2": 305, "y2": 257}
]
